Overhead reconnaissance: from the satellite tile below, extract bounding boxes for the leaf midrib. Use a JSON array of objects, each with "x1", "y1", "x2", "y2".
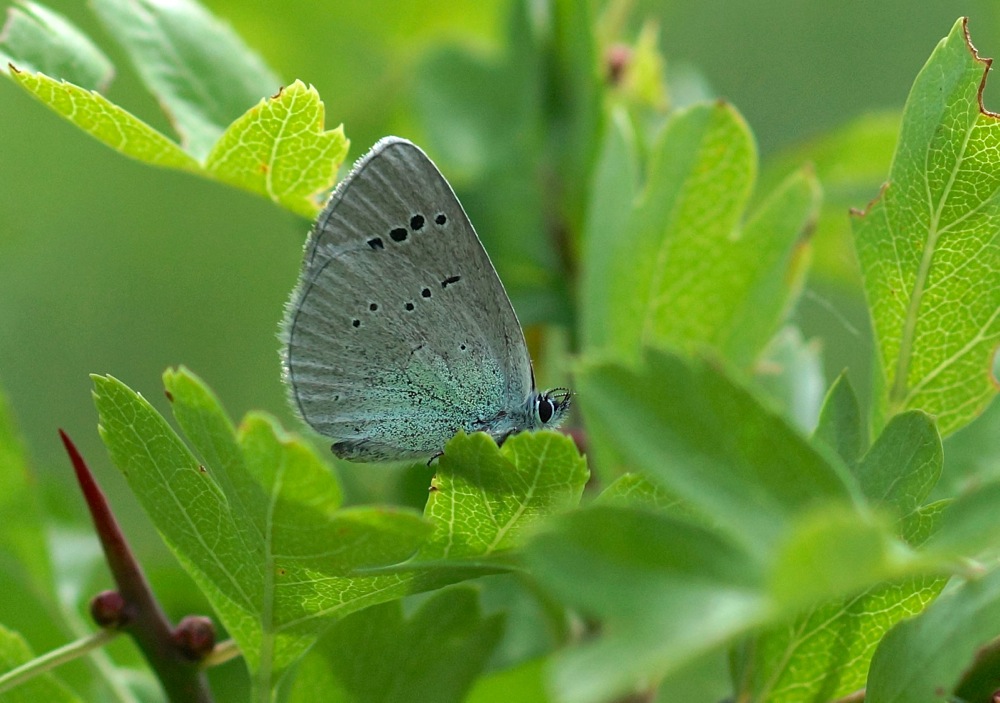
[{"x1": 889, "y1": 116, "x2": 978, "y2": 412}]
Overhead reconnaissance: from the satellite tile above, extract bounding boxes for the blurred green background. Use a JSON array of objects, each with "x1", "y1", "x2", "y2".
[{"x1": 2, "y1": 0, "x2": 999, "y2": 617}]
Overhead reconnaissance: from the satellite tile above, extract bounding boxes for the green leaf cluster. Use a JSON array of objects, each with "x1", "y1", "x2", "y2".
[
  {"x1": 89, "y1": 368, "x2": 586, "y2": 697},
  {"x1": 1, "y1": 0, "x2": 348, "y2": 217}
]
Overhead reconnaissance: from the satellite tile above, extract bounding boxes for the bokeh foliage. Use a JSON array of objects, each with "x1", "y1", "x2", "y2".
[{"x1": 4, "y1": 1, "x2": 1000, "y2": 702}]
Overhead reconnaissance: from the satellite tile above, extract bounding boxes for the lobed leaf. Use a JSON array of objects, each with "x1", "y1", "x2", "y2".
[
  {"x1": 585, "y1": 101, "x2": 819, "y2": 367},
  {"x1": 93, "y1": 370, "x2": 589, "y2": 695},
  {"x1": 529, "y1": 499, "x2": 941, "y2": 703},
  {"x1": 204, "y1": 81, "x2": 349, "y2": 218},
  {"x1": 4, "y1": 1, "x2": 347, "y2": 217},
  {"x1": 419, "y1": 430, "x2": 589, "y2": 560},
  {"x1": 853, "y1": 18, "x2": 1000, "y2": 436},
  {"x1": 93, "y1": 371, "x2": 431, "y2": 689},
  {"x1": 760, "y1": 111, "x2": 899, "y2": 288}
]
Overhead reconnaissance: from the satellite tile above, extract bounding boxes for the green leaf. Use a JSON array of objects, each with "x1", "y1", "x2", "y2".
[
  {"x1": 93, "y1": 370, "x2": 587, "y2": 694},
  {"x1": 812, "y1": 372, "x2": 865, "y2": 467},
  {"x1": 576, "y1": 348, "x2": 854, "y2": 553},
  {"x1": 853, "y1": 18, "x2": 1000, "y2": 437},
  {"x1": 761, "y1": 112, "x2": 899, "y2": 288},
  {"x1": 0, "y1": 1, "x2": 112, "y2": 90},
  {"x1": 580, "y1": 106, "x2": 639, "y2": 351},
  {"x1": 526, "y1": 448, "x2": 940, "y2": 703},
  {"x1": 0, "y1": 625, "x2": 82, "y2": 703},
  {"x1": 288, "y1": 587, "x2": 503, "y2": 703},
  {"x1": 941, "y1": 396, "x2": 1000, "y2": 495},
  {"x1": 8, "y1": 70, "x2": 347, "y2": 217},
  {"x1": 867, "y1": 566, "x2": 1000, "y2": 702},
  {"x1": 418, "y1": 431, "x2": 589, "y2": 560},
  {"x1": 854, "y1": 411, "x2": 941, "y2": 515},
  {"x1": 9, "y1": 69, "x2": 200, "y2": 170},
  {"x1": 93, "y1": 371, "x2": 432, "y2": 690},
  {"x1": 591, "y1": 101, "x2": 819, "y2": 367},
  {"x1": 926, "y1": 481, "x2": 1000, "y2": 559},
  {"x1": 90, "y1": 0, "x2": 281, "y2": 159},
  {"x1": 204, "y1": 80, "x2": 350, "y2": 218},
  {"x1": 753, "y1": 326, "x2": 825, "y2": 433},
  {"x1": 526, "y1": 505, "x2": 766, "y2": 703},
  {"x1": 594, "y1": 473, "x2": 681, "y2": 511},
  {"x1": 530, "y1": 501, "x2": 939, "y2": 703},
  {"x1": 4, "y1": 2, "x2": 346, "y2": 217},
  {"x1": 738, "y1": 503, "x2": 948, "y2": 703},
  {"x1": 577, "y1": 109, "x2": 638, "y2": 476},
  {"x1": 766, "y1": 504, "x2": 908, "y2": 610}
]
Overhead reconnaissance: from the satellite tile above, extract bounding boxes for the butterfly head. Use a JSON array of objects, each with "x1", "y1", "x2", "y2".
[{"x1": 533, "y1": 388, "x2": 572, "y2": 428}]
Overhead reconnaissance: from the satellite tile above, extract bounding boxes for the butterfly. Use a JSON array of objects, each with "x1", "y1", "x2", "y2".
[{"x1": 282, "y1": 137, "x2": 570, "y2": 462}]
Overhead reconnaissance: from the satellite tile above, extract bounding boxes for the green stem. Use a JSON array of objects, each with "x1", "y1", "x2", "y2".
[
  {"x1": 0, "y1": 629, "x2": 119, "y2": 695},
  {"x1": 201, "y1": 639, "x2": 241, "y2": 669}
]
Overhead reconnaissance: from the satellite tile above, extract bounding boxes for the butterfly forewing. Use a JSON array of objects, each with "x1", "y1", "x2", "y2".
[{"x1": 284, "y1": 138, "x2": 532, "y2": 459}]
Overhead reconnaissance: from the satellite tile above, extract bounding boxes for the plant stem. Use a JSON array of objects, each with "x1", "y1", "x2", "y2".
[
  {"x1": 201, "y1": 639, "x2": 241, "y2": 669},
  {"x1": 0, "y1": 629, "x2": 118, "y2": 694},
  {"x1": 60, "y1": 430, "x2": 214, "y2": 703}
]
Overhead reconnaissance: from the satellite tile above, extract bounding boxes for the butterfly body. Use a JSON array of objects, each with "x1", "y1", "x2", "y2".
[{"x1": 282, "y1": 137, "x2": 570, "y2": 462}]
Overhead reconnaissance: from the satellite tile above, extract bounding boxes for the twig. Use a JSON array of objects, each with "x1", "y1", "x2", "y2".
[
  {"x1": 0, "y1": 629, "x2": 118, "y2": 694},
  {"x1": 59, "y1": 430, "x2": 214, "y2": 703},
  {"x1": 201, "y1": 639, "x2": 242, "y2": 669}
]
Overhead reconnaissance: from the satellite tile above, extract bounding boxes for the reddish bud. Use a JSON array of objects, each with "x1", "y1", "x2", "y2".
[
  {"x1": 605, "y1": 44, "x2": 632, "y2": 85},
  {"x1": 90, "y1": 590, "x2": 130, "y2": 629},
  {"x1": 172, "y1": 615, "x2": 216, "y2": 661}
]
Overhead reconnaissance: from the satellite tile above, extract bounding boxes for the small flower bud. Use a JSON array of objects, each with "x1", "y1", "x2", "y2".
[
  {"x1": 172, "y1": 615, "x2": 216, "y2": 661},
  {"x1": 90, "y1": 590, "x2": 129, "y2": 629},
  {"x1": 605, "y1": 43, "x2": 632, "y2": 86}
]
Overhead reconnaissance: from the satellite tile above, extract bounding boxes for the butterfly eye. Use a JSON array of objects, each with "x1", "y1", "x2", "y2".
[{"x1": 537, "y1": 396, "x2": 555, "y2": 424}]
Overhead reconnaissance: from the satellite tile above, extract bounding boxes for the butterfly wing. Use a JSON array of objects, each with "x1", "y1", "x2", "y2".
[{"x1": 283, "y1": 137, "x2": 533, "y2": 461}]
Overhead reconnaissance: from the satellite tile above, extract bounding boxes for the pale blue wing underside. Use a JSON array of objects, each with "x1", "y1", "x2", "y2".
[{"x1": 282, "y1": 137, "x2": 534, "y2": 461}]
